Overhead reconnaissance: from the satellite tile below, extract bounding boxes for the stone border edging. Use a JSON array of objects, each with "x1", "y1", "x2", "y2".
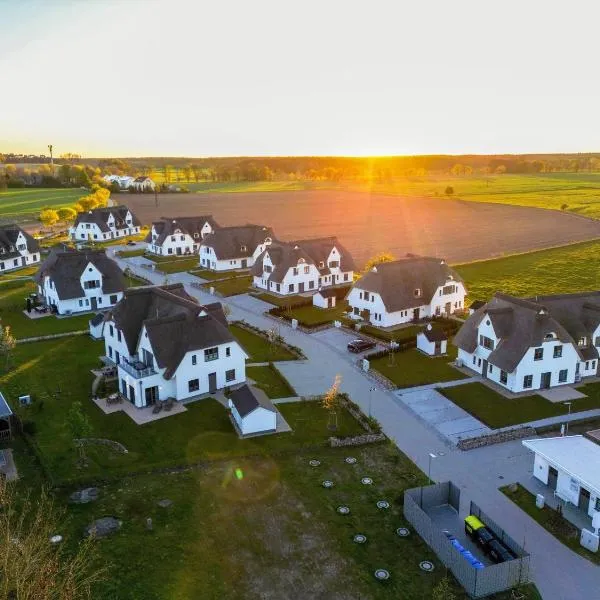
[
  {"x1": 17, "y1": 330, "x2": 88, "y2": 344},
  {"x1": 457, "y1": 426, "x2": 536, "y2": 450}
]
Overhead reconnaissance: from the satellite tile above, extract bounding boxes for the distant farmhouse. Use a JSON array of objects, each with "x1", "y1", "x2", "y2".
[
  {"x1": 130, "y1": 176, "x2": 156, "y2": 191},
  {"x1": 34, "y1": 249, "x2": 125, "y2": 315},
  {"x1": 347, "y1": 255, "x2": 466, "y2": 327},
  {"x1": 146, "y1": 216, "x2": 219, "y2": 256},
  {"x1": 103, "y1": 174, "x2": 135, "y2": 190},
  {"x1": 69, "y1": 205, "x2": 141, "y2": 242},
  {"x1": 455, "y1": 292, "x2": 600, "y2": 393},
  {"x1": 199, "y1": 225, "x2": 274, "y2": 272},
  {"x1": 0, "y1": 224, "x2": 40, "y2": 273},
  {"x1": 102, "y1": 284, "x2": 247, "y2": 407},
  {"x1": 252, "y1": 236, "x2": 355, "y2": 296}
]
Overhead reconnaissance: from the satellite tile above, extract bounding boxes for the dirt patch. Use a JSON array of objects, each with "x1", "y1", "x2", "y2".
[{"x1": 123, "y1": 190, "x2": 600, "y2": 267}]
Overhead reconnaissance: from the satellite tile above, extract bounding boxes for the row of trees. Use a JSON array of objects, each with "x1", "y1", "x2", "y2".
[{"x1": 39, "y1": 186, "x2": 110, "y2": 228}]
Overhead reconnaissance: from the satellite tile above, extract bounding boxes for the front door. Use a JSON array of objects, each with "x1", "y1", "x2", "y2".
[
  {"x1": 241, "y1": 259, "x2": 247, "y2": 268},
  {"x1": 413, "y1": 308, "x2": 420, "y2": 321},
  {"x1": 21, "y1": 257, "x2": 26, "y2": 266},
  {"x1": 445, "y1": 301, "x2": 451, "y2": 315},
  {"x1": 299, "y1": 282, "x2": 305, "y2": 293},
  {"x1": 176, "y1": 247, "x2": 182, "y2": 255},
  {"x1": 482, "y1": 359, "x2": 488, "y2": 379},
  {"x1": 579, "y1": 487, "x2": 591, "y2": 512},
  {"x1": 435, "y1": 341, "x2": 441, "y2": 355},
  {"x1": 548, "y1": 466, "x2": 558, "y2": 490},
  {"x1": 208, "y1": 372, "x2": 217, "y2": 393},
  {"x1": 328, "y1": 297, "x2": 333, "y2": 308},
  {"x1": 128, "y1": 384, "x2": 135, "y2": 404},
  {"x1": 90, "y1": 297, "x2": 97, "y2": 310},
  {"x1": 145, "y1": 386, "x2": 159, "y2": 406},
  {"x1": 541, "y1": 372, "x2": 551, "y2": 389}
]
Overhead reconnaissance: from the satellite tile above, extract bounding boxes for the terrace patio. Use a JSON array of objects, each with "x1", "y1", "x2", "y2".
[{"x1": 92, "y1": 394, "x2": 188, "y2": 425}]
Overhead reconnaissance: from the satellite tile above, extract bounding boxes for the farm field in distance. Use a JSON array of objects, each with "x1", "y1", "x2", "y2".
[{"x1": 0, "y1": 187, "x2": 89, "y2": 222}]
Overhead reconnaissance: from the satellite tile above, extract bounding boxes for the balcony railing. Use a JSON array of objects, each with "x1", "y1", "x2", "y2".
[{"x1": 119, "y1": 359, "x2": 156, "y2": 379}]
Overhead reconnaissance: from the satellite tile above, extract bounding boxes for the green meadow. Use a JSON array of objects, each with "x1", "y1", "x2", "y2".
[{"x1": 0, "y1": 188, "x2": 89, "y2": 221}]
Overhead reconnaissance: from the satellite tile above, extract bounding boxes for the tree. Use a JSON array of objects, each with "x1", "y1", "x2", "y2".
[
  {"x1": 444, "y1": 186, "x2": 454, "y2": 196},
  {"x1": 0, "y1": 478, "x2": 105, "y2": 599},
  {"x1": 65, "y1": 401, "x2": 93, "y2": 464},
  {"x1": 322, "y1": 374, "x2": 342, "y2": 431},
  {"x1": 0, "y1": 324, "x2": 16, "y2": 370},
  {"x1": 59, "y1": 163, "x2": 72, "y2": 184},
  {"x1": 57, "y1": 207, "x2": 77, "y2": 224},
  {"x1": 431, "y1": 576, "x2": 455, "y2": 600},
  {"x1": 363, "y1": 252, "x2": 395, "y2": 273},
  {"x1": 4, "y1": 164, "x2": 17, "y2": 180},
  {"x1": 39, "y1": 208, "x2": 59, "y2": 227},
  {"x1": 495, "y1": 165, "x2": 507, "y2": 175}
]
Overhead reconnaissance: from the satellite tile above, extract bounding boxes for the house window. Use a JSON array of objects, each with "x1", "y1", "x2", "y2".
[
  {"x1": 472, "y1": 356, "x2": 476, "y2": 365},
  {"x1": 329, "y1": 260, "x2": 339, "y2": 268},
  {"x1": 308, "y1": 280, "x2": 314, "y2": 289},
  {"x1": 523, "y1": 375, "x2": 533, "y2": 389},
  {"x1": 488, "y1": 365, "x2": 493, "y2": 373},
  {"x1": 414, "y1": 288, "x2": 421, "y2": 298},
  {"x1": 264, "y1": 265, "x2": 272, "y2": 273},
  {"x1": 117, "y1": 330, "x2": 122, "y2": 342},
  {"x1": 192, "y1": 355, "x2": 197, "y2": 365},
  {"x1": 293, "y1": 267, "x2": 298, "y2": 276},
  {"x1": 276, "y1": 284, "x2": 280, "y2": 292},
  {"x1": 596, "y1": 497, "x2": 600, "y2": 512},
  {"x1": 371, "y1": 295, "x2": 375, "y2": 303},
  {"x1": 442, "y1": 284, "x2": 456, "y2": 295},
  {"x1": 534, "y1": 348, "x2": 544, "y2": 361},
  {"x1": 226, "y1": 347, "x2": 231, "y2": 357},
  {"x1": 288, "y1": 284, "x2": 294, "y2": 293},
  {"x1": 84, "y1": 280, "x2": 100, "y2": 289},
  {"x1": 477, "y1": 358, "x2": 481, "y2": 367},
  {"x1": 110, "y1": 294, "x2": 118, "y2": 304},
  {"x1": 500, "y1": 370, "x2": 507, "y2": 384},
  {"x1": 98, "y1": 297, "x2": 102, "y2": 304},
  {"x1": 479, "y1": 335, "x2": 494, "y2": 351},
  {"x1": 204, "y1": 347, "x2": 219, "y2": 362},
  {"x1": 226, "y1": 369, "x2": 235, "y2": 382},
  {"x1": 558, "y1": 369, "x2": 568, "y2": 383},
  {"x1": 595, "y1": 336, "x2": 600, "y2": 347},
  {"x1": 171, "y1": 236, "x2": 176, "y2": 242},
  {"x1": 579, "y1": 337, "x2": 587, "y2": 347},
  {"x1": 586, "y1": 361, "x2": 590, "y2": 370},
  {"x1": 78, "y1": 299, "x2": 83, "y2": 307},
  {"x1": 593, "y1": 361, "x2": 597, "y2": 370},
  {"x1": 304, "y1": 266, "x2": 309, "y2": 274},
  {"x1": 188, "y1": 379, "x2": 200, "y2": 393},
  {"x1": 553, "y1": 345, "x2": 563, "y2": 358},
  {"x1": 108, "y1": 346, "x2": 113, "y2": 358},
  {"x1": 344, "y1": 273, "x2": 348, "y2": 281},
  {"x1": 109, "y1": 325, "x2": 114, "y2": 337}
]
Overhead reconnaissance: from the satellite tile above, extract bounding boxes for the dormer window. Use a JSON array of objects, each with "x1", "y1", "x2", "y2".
[
  {"x1": 298, "y1": 258, "x2": 305, "y2": 264},
  {"x1": 544, "y1": 332, "x2": 557, "y2": 341},
  {"x1": 579, "y1": 337, "x2": 588, "y2": 347},
  {"x1": 240, "y1": 245, "x2": 247, "y2": 253},
  {"x1": 414, "y1": 288, "x2": 422, "y2": 298},
  {"x1": 319, "y1": 261, "x2": 325, "y2": 268}
]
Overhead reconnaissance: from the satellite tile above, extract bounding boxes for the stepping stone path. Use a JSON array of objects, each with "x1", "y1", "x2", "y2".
[
  {"x1": 419, "y1": 560, "x2": 435, "y2": 572},
  {"x1": 361, "y1": 477, "x2": 373, "y2": 485},
  {"x1": 345, "y1": 457, "x2": 357, "y2": 464},
  {"x1": 49, "y1": 535, "x2": 63, "y2": 545},
  {"x1": 157, "y1": 499, "x2": 173, "y2": 508},
  {"x1": 69, "y1": 487, "x2": 99, "y2": 504},
  {"x1": 322, "y1": 480, "x2": 334, "y2": 488},
  {"x1": 85, "y1": 517, "x2": 121, "y2": 538},
  {"x1": 337, "y1": 506, "x2": 350, "y2": 515},
  {"x1": 396, "y1": 527, "x2": 410, "y2": 537},
  {"x1": 353, "y1": 534, "x2": 367, "y2": 544},
  {"x1": 376, "y1": 500, "x2": 390, "y2": 509},
  {"x1": 309, "y1": 460, "x2": 320, "y2": 467},
  {"x1": 374, "y1": 569, "x2": 390, "y2": 580}
]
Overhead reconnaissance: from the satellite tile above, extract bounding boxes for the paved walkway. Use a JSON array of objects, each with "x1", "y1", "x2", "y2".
[{"x1": 115, "y1": 253, "x2": 600, "y2": 600}]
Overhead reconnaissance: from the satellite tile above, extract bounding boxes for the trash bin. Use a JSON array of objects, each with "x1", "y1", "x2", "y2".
[{"x1": 536, "y1": 494, "x2": 545, "y2": 509}]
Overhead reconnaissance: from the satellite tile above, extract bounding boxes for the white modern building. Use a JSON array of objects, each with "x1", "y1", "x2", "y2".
[
  {"x1": 347, "y1": 255, "x2": 466, "y2": 327},
  {"x1": 454, "y1": 292, "x2": 600, "y2": 393},
  {"x1": 229, "y1": 384, "x2": 277, "y2": 435},
  {"x1": 417, "y1": 324, "x2": 448, "y2": 356},
  {"x1": 130, "y1": 176, "x2": 156, "y2": 191},
  {"x1": 103, "y1": 175, "x2": 135, "y2": 190},
  {"x1": 252, "y1": 237, "x2": 355, "y2": 296},
  {"x1": 523, "y1": 436, "x2": 600, "y2": 520},
  {"x1": 102, "y1": 284, "x2": 247, "y2": 407},
  {"x1": 313, "y1": 288, "x2": 338, "y2": 309},
  {"x1": 200, "y1": 225, "x2": 274, "y2": 272},
  {"x1": 146, "y1": 216, "x2": 219, "y2": 256},
  {"x1": 69, "y1": 205, "x2": 141, "y2": 242},
  {"x1": 0, "y1": 224, "x2": 40, "y2": 273},
  {"x1": 34, "y1": 249, "x2": 125, "y2": 315}
]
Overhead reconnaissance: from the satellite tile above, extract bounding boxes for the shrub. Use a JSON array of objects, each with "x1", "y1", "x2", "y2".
[{"x1": 22, "y1": 420, "x2": 37, "y2": 436}]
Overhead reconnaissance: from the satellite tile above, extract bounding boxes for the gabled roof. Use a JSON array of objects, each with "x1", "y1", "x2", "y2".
[
  {"x1": 230, "y1": 384, "x2": 276, "y2": 418},
  {"x1": 251, "y1": 236, "x2": 355, "y2": 283},
  {"x1": 316, "y1": 287, "x2": 338, "y2": 298},
  {"x1": 0, "y1": 224, "x2": 40, "y2": 258},
  {"x1": 73, "y1": 205, "x2": 141, "y2": 231},
  {"x1": 89, "y1": 313, "x2": 104, "y2": 326},
  {"x1": 202, "y1": 225, "x2": 274, "y2": 260},
  {"x1": 523, "y1": 436, "x2": 600, "y2": 497},
  {"x1": 146, "y1": 216, "x2": 220, "y2": 245},
  {"x1": 353, "y1": 255, "x2": 463, "y2": 313},
  {"x1": 107, "y1": 284, "x2": 237, "y2": 379},
  {"x1": 420, "y1": 324, "x2": 447, "y2": 342},
  {"x1": 133, "y1": 176, "x2": 152, "y2": 183},
  {"x1": 34, "y1": 248, "x2": 125, "y2": 300},
  {"x1": 454, "y1": 292, "x2": 600, "y2": 372},
  {"x1": 469, "y1": 300, "x2": 485, "y2": 311}
]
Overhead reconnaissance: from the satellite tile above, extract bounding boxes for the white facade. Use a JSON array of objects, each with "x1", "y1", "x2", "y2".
[
  {"x1": 147, "y1": 221, "x2": 215, "y2": 256},
  {"x1": 0, "y1": 230, "x2": 40, "y2": 273},
  {"x1": 347, "y1": 281, "x2": 466, "y2": 327},
  {"x1": 89, "y1": 317, "x2": 104, "y2": 339},
  {"x1": 130, "y1": 177, "x2": 156, "y2": 191},
  {"x1": 458, "y1": 313, "x2": 599, "y2": 393},
  {"x1": 103, "y1": 320, "x2": 247, "y2": 407},
  {"x1": 200, "y1": 240, "x2": 269, "y2": 272},
  {"x1": 103, "y1": 175, "x2": 135, "y2": 189},
  {"x1": 38, "y1": 262, "x2": 123, "y2": 315},
  {"x1": 417, "y1": 333, "x2": 447, "y2": 356},
  {"x1": 230, "y1": 403, "x2": 277, "y2": 435},
  {"x1": 313, "y1": 292, "x2": 337, "y2": 309},
  {"x1": 70, "y1": 209, "x2": 140, "y2": 242}
]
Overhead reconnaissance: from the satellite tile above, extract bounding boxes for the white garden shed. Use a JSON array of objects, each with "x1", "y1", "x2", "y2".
[
  {"x1": 88, "y1": 313, "x2": 105, "y2": 340},
  {"x1": 229, "y1": 384, "x2": 277, "y2": 436},
  {"x1": 312, "y1": 288, "x2": 337, "y2": 309},
  {"x1": 417, "y1": 324, "x2": 448, "y2": 356}
]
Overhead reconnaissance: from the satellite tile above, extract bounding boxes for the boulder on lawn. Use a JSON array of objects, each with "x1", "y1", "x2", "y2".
[
  {"x1": 85, "y1": 517, "x2": 121, "y2": 538},
  {"x1": 69, "y1": 487, "x2": 100, "y2": 504}
]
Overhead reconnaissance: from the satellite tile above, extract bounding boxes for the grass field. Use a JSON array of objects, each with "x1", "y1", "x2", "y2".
[
  {"x1": 229, "y1": 324, "x2": 297, "y2": 362},
  {"x1": 284, "y1": 303, "x2": 349, "y2": 327},
  {"x1": 370, "y1": 347, "x2": 466, "y2": 388},
  {"x1": 439, "y1": 382, "x2": 600, "y2": 428},
  {"x1": 204, "y1": 275, "x2": 253, "y2": 296},
  {"x1": 246, "y1": 364, "x2": 296, "y2": 398},
  {"x1": 0, "y1": 188, "x2": 89, "y2": 221}
]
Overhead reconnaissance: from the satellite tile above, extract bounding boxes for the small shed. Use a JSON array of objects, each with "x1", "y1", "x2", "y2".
[
  {"x1": 89, "y1": 313, "x2": 105, "y2": 339},
  {"x1": 313, "y1": 288, "x2": 337, "y2": 309},
  {"x1": 469, "y1": 300, "x2": 485, "y2": 315},
  {"x1": 0, "y1": 391, "x2": 13, "y2": 441},
  {"x1": 229, "y1": 384, "x2": 277, "y2": 436},
  {"x1": 417, "y1": 324, "x2": 448, "y2": 356}
]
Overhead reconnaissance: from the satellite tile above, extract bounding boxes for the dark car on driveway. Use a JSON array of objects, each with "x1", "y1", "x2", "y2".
[
  {"x1": 347, "y1": 338, "x2": 377, "y2": 353},
  {"x1": 126, "y1": 241, "x2": 137, "y2": 246}
]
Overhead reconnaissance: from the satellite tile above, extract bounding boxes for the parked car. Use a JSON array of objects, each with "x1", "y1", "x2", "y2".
[
  {"x1": 486, "y1": 539, "x2": 515, "y2": 563},
  {"x1": 347, "y1": 338, "x2": 376, "y2": 353},
  {"x1": 126, "y1": 241, "x2": 137, "y2": 246}
]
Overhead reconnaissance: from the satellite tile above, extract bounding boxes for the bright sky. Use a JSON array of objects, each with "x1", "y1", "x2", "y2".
[{"x1": 1, "y1": 0, "x2": 599, "y2": 157}]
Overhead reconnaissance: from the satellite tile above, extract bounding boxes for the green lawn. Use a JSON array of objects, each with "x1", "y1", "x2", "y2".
[
  {"x1": 154, "y1": 257, "x2": 200, "y2": 273},
  {"x1": 370, "y1": 346, "x2": 466, "y2": 388},
  {"x1": 229, "y1": 324, "x2": 297, "y2": 362},
  {"x1": 285, "y1": 303, "x2": 348, "y2": 327},
  {"x1": 501, "y1": 484, "x2": 600, "y2": 565},
  {"x1": 0, "y1": 187, "x2": 89, "y2": 221},
  {"x1": 246, "y1": 364, "x2": 296, "y2": 398},
  {"x1": 440, "y1": 382, "x2": 600, "y2": 428},
  {"x1": 0, "y1": 279, "x2": 91, "y2": 339},
  {"x1": 0, "y1": 264, "x2": 40, "y2": 279},
  {"x1": 254, "y1": 292, "x2": 312, "y2": 308},
  {"x1": 204, "y1": 275, "x2": 253, "y2": 297},
  {"x1": 455, "y1": 238, "x2": 600, "y2": 302},
  {"x1": 117, "y1": 248, "x2": 146, "y2": 258}
]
